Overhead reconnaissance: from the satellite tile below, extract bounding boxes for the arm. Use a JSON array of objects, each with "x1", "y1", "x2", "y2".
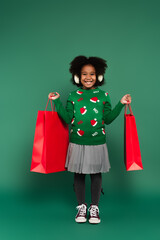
[
  {"x1": 103, "y1": 94, "x2": 125, "y2": 125},
  {"x1": 53, "y1": 95, "x2": 74, "y2": 124}
]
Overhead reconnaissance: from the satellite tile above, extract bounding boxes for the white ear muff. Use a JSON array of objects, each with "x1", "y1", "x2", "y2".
[
  {"x1": 98, "y1": 75, "x2": 103, "y2": 82},
  {"x1": 74, "y1": 75, "x2": 80, "y2": 84}
]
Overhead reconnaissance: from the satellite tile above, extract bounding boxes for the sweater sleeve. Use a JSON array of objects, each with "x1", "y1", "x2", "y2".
[
  {"x1": 103, "y1": 94, "x2": 125, "y2": 125},
  {"x1": 52, "y1": 94, "x2": 74, "y2": 124}
]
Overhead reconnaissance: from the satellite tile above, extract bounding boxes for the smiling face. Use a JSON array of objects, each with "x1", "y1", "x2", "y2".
[{"x1": 80, "y1": 64, "x2": 96, "y2": 89}]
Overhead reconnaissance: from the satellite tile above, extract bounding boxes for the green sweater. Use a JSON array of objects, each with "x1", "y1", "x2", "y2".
[{"x1": 53, "y1": 87, "x2": 125, "y2": 145}]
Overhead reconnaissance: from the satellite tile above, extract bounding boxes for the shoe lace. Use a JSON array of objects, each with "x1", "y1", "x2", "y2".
[
  {"x1": 76, "y1": 204, "x2": 87, "y2": 216},
  {"x1": 88, "y1": 205, "x2": 99, "y2": 217}
]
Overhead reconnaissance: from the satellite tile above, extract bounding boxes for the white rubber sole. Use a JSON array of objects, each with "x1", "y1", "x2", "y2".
[
  {"x1": 89, "y1": 218, "x2": 101, "y2": 224},
  {"x1": 75, "y1": 217, "x2": 87, "y2": 223}
]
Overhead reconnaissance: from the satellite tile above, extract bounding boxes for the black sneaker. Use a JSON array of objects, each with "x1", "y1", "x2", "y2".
[
  {"x1": 88, "y1": 204, "x2": 101, "y2": 224},
  {"x1": 75, "y1": 203, "x2": 87, "y2": 223}
]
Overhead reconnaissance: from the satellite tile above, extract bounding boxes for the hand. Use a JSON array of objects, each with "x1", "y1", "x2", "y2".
[
  {"x1": 120, "y1": 94, "x2": 131, "y2": 104},
  {"x1": 48, "y1": 92, "x2": 60, "y2": 100}
]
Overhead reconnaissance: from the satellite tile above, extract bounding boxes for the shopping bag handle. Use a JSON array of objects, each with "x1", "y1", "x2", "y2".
[
  {"x1": 45, "y1": 98, "x2": 55, "y2": 112},
  {"x1": 124, "y1": 104, "x2": 133, "y2": 115}
]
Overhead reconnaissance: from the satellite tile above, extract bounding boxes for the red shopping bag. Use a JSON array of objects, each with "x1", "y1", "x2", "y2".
[
  {"x1": 124, "y1": 104, "x2": 143, "y2": 171},
  {"x1": 30, "y1": 99, "x2": 69, "y2": 174}
]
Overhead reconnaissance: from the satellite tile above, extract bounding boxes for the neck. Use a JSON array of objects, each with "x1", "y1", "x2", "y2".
[{"x1": 82, "y1": 86, "x2": 96, "y2": 90}]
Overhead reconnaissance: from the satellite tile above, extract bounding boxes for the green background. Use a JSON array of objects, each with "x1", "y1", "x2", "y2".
[{"x1": 1, "y1": 0, "x2": 160, "y2": 239}]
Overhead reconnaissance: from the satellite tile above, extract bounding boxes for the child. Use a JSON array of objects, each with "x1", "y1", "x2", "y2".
[{"x1": 48, "y1": 56, "x2": 131, "y2": 224}]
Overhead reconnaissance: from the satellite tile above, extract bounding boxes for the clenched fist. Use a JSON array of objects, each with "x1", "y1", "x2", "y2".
[
  {"x1": 48, "y1": 92, "x2": 60, "y2": 100},
  {"x1": 120, "y1": 94, "x2": 131, "y2": 104}
]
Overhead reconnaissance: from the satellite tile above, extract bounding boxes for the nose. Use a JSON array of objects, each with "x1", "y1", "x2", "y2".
[{"x1": 86, "y1": 74, "x2": 91, "y2": 80}]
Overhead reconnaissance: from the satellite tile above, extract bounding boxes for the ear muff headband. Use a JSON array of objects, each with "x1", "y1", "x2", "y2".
[{"x1": 74, "y1": 75, "x2": 103, "y2": 83}]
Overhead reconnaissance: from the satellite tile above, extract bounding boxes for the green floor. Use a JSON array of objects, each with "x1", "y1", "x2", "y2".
[{"x1": 0, "y1": 190, "x2": 160, "y2": 240}]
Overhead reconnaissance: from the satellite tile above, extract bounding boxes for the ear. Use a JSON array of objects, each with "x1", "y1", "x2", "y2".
[
  {"x1": 98, "y1": 75, "x2": 103, "y2": 82},
  {"x1": 74, "y1": 75, "x2": 80, "y2": 84}
]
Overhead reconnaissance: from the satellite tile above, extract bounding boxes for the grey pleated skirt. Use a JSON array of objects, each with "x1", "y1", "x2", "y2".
[{"x1": 65, "y1": 142, "x2": 111, "y2": 174}]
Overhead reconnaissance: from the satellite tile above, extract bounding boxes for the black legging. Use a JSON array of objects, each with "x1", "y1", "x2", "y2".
[{"x1": 74, "y1": 173, "x2": 102, "y2": 205}]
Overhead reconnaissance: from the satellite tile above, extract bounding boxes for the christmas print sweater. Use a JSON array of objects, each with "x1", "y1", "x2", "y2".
[{"x1": 53, "y1": 87, "x2": 125, "y2": 145}]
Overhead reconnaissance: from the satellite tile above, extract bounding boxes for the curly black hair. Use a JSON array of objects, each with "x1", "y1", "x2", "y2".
[{"x1": 69, "y1": 55, "x2": 108, "y2": 87}]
